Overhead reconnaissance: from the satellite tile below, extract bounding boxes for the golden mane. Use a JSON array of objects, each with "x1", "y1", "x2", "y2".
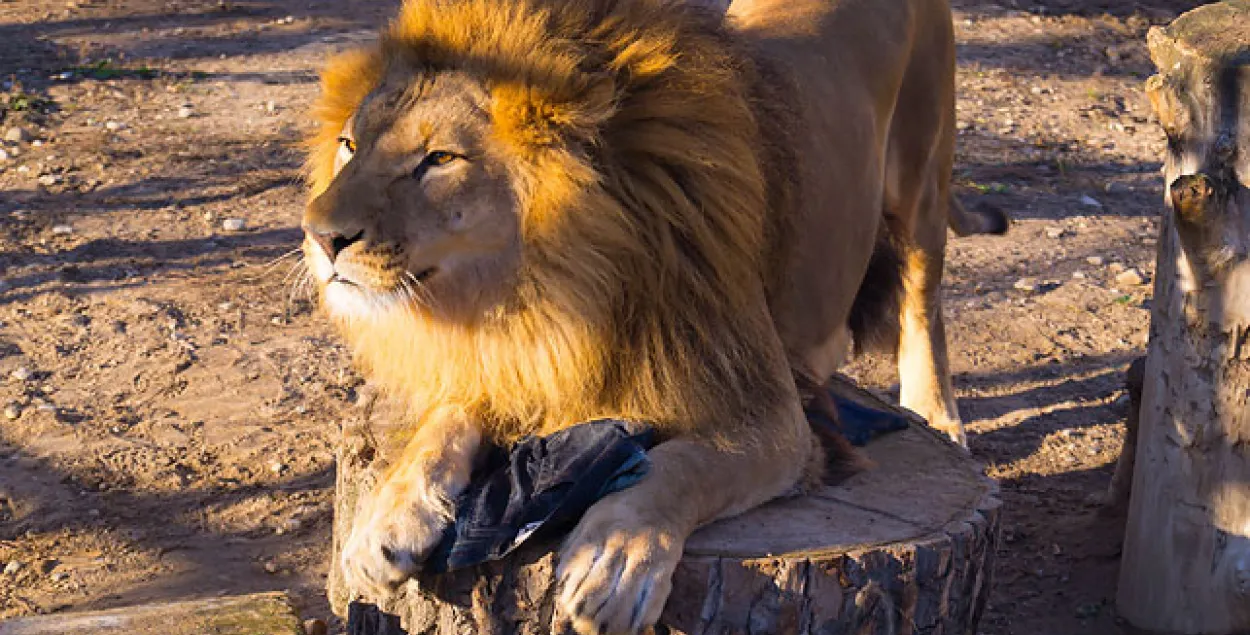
[{"x1": 306, "y1": 0, "x2": 796, "y2": 445}]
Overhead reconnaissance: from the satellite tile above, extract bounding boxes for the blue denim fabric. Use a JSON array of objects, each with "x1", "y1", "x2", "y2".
[
  {"x1": 423, "y1": 419, "x2": 656, "y2": 574},
  {"x1": 421, "y1": 390, "x2": 909, "y2": 574}
]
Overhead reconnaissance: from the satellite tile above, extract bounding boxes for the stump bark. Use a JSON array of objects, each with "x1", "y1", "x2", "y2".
[
  {"x1": 1116, "y1": 2, "x2": 1250, "y2": 632},
  {"x1": 329, "y1": 377, "x2": 1000, "y2": 635}
]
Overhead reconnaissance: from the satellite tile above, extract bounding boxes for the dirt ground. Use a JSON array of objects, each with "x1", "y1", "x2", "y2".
[{"x1": 0, "y1": 0, "x2": 1211, "y2": 632}]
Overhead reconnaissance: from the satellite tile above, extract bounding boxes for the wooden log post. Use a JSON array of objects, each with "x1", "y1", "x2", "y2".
[
  {"x1": 329, "y1": 377, "x2": 1001, "y2": 635},
  {"x1": 1116, "y1": 2, "x2": 1250, "y2": 632}
]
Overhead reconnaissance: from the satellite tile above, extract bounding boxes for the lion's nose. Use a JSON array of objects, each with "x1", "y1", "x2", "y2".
[{"x1": 305, "y1": 226, "x2": 364, "y2": 263}]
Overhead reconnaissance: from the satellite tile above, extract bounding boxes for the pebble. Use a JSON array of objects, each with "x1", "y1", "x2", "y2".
[
  {"x1": 269, "y1": 461, "x2": 287, "y2": 474},
  {"x1": 11, "y1": 366, "x2": 32, "y2": 381},
  {"x1": 50, "y1": 571, "x2": 70, "y2": 582},
  {"x1": 303, "y1": 618, "x2": 328, "y2": 635},
  {"x1": 1085, "y1": 256, "x2": 1104, "y2": 266},
  {"x1": 264, "y1": 100, "x2": 277, "y2": 113},
  {"x1": 4, "y1": 126, "x2": 31, "y2": 143},
  {"x1": 1115, "y1": 268, "x2": 1147, "y2": 287},
  {"x1": 177, "y1": 105, "x2": 194, "y2": 118},
  {"x1": 0, "y1": 148, "x2": 9, "y2": 161},
  {"x1": 1013, "y1": 278, "x2": 1038, "y2": 293},
  {"x1": 3, "y1": 404, "x2": 20, "y2": 420},
  {"x1": 1072, "y1": 271, "x2": 1086, "y2": 279},
  {"x1": 3, "y1": 561, "x2": 22, "y2": 575},
  {"x1": 263, "y1": 561, "x2": 280, "y2": 574},
  {"x1": 104, "y1": 121, "x2": 126, "y2": 131},
  {"x1": 1044, "y1": 226, "x2": 1067, "y2": 239},
  {"x1": 1108, "y1": 262, "x2": 1126, "y2": 274},
  {"x1": 1079, "y1": 194, "x2": 1103, "y2": 208},
  {"x1": 51, "y1": 224, "x2": 73, "y2": 235},
  {"x1": 276, "y1": 518, "x2": 302, "y2": 535},
  {"x1": 37, "y1": 174, "x2": 60, "y2": 186},
  {"x1": 221, "y1": 218, "x2": 246, "y2": 232}
]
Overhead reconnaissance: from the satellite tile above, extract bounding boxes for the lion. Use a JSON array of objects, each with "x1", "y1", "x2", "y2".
[{"x1": 301, "y1": 0, "x2": 1004, "y2": 632}]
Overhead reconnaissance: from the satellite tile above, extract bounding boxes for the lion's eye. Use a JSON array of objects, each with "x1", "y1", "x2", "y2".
[
  {"x1": 338, "y1": 136, "x2": 357, "y2": 154},
  {"x1": 412, "y1": 151, "x2": 459, "y2": 179}
]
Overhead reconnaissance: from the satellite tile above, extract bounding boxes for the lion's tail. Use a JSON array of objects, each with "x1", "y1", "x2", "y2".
[{"x1": 948, "y1": 194, "x2": 1010, "y2": 237}]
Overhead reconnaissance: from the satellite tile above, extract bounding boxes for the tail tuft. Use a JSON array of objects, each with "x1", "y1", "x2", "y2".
[{"x1": 949, "y1": 195, "x2": 1010, "y2": 236}]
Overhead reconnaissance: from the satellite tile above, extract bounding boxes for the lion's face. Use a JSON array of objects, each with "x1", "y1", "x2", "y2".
[{"x1": 303, "y1": 71, "x2": 522, "y2": 323}]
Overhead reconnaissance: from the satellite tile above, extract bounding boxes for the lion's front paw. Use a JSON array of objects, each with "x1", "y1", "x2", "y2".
[
  {"x1": 555, "y1": 504, "x2": 683, "y2": 635},
  {"x1": 341, "y1": 481, "x2": 452, "y2": 599}
]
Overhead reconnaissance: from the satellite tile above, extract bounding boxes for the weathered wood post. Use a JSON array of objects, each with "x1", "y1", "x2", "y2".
[
  {"x1": 329, "y1": 377, "x2": 1000, "y2": 635},
  {"x1": 1116, "y1": 2, "x2": 1250, "y2": 632}
]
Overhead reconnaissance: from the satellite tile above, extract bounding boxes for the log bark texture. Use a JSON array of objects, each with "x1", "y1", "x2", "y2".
[
  {"x1": 1116, "y1": 2, "x2": 1250, "y2": 632},
  {"x1": 329, "y1": 377, "x2": 1000, "y2": 635},
  {"x1": 0, "y1": 592, "x2": 306, "y2": 635}
]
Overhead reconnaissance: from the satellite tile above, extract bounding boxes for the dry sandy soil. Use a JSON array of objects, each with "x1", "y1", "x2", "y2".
[{"x1": 0, "y1": 0, "x2": 1209, "y2": 632}]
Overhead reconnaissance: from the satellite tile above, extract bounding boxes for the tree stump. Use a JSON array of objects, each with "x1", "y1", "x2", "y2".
[
  {"x1": 329, "y1": 377, "x2": 1001, "y2": 635},
  {"x1": 1116, "y1": 2, "x2": 1250, "y2": 632}
]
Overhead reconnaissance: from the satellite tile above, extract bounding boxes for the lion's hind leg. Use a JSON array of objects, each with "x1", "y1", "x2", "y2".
[{"x1": 896, "y1": 230, "x2": 964, "y2": 446}]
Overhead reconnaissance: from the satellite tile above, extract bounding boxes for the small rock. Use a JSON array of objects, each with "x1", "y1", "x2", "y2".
[
  {"x1": 269, "y1": 461, "x2": 287, "y2": 474},
  {"x1": 177, "y1": 105, "x2": 194, "y2": 118},
  {"x1": 304, "y1": 618, "x2": 328, "y2": 635},
  {"x1": 50, "y1": 571, "x2": 70, "y2": 582},
  {"x1": 1085, "y1": 256, "x2": 1104, "y2": 266},
  {"x1": 51, "y1": 224, "x2": 73, "y2": 235},
  {"x1": 104, "y1": 120, "x2": 125, "y2": 131},
  {"x1": 3, "y1": 560, "x2": 22, "y2": 575},
  {"x1": 37, "y1": 174, "x2": 60, "y2": 187},
  {"x1": 3, "y1": 403, "x2": 20, "y2": 420},
  {"x1": 263, "y1": 561, "x2": 280, "y2": 574},
  {"x1": 1013, "y1": 278, "x2": 1038, "y2": 293},
  {"x1": 11, "y1": 366, "x2": 32, "y2": 381},
  {"x1": 4, "y1": 126, "x2": 31, "y2": 143},
  {"x1": 282, "y1": 14, "x2": 294, "y2": 23},
  {"x1": 1044, "y1": 226, "x2": 1067, "y2": 239},
  {"x1": 1029, "y1": 85, "x2": 1045, "y2": 95},
  {"x1": 221, "y1": 218, "x2": 246, "y2": 232},
  {"x1": 1072, "y1": 271, "x2": 1086, "y2": 279},
  {"x1": 264, "y1": 100, "x2": 277, "y2": 113},
  {"x1": 1079, "y1": 194, "x2": 1103, "y2": 208},
  {"x1": 276, "y1": 518, "x2": 302, "y2": 535},
  {"x1": 30, "y1": 140, "x2": 42, "y2": 148},
  {"x1": 0, "y1": 148, "x2": 9, "y2": 161},
  {"x1": 1115, "y1": 268, "x2": 1147, "y2": 287},
  {"x1": 1108, "y1": 262, "x2": 1126, "y2": 274}
]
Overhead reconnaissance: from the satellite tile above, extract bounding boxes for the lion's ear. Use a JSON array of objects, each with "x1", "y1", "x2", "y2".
[{"x1": 490, "y1": 73, "x2": 617, "y2": 149}]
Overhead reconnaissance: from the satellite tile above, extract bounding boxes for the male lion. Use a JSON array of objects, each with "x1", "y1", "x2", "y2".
[{"x1": 302, "y1": 0, "x2": 1003, "y2": 632}]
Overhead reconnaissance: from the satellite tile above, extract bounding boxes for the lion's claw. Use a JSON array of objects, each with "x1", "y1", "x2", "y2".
[{"x1": 556, "y1": 505, "x2": 680, "y2": 635}]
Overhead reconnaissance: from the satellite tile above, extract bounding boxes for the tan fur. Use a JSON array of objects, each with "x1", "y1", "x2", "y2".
[
  {"x1": 304, "y1": 0, "x2": 979, "y2": 631},
  {"x1": 308, "y1": 0, "x2": 790, "y2": 449}
]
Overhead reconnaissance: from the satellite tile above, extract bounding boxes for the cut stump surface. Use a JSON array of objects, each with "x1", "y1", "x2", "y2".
[{"x1": 332, "y1": 378, "x2": 1001, "y2": 635}]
